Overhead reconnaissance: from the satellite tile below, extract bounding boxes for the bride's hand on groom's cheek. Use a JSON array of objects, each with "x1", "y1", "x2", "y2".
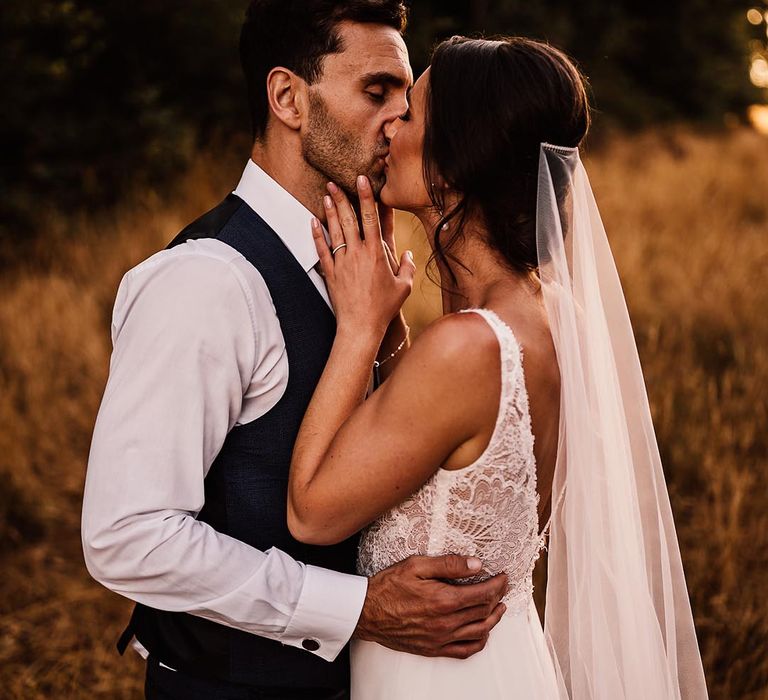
[
  {"x1": 353, "y1": 554, "x2": 508, "y2": 659},
  {"x1": 311, "y1": 176, "x2": 415, "y2": 338}
]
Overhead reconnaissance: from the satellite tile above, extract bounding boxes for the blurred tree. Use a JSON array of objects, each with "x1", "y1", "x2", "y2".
[{"x1": 0, "y1": 0, "x2": 246, "y2": 249}]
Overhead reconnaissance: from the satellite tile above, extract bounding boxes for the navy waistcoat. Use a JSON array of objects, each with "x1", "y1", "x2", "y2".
[{"x1": 117, "y1": 195, "x2": 360, "y2": 690}]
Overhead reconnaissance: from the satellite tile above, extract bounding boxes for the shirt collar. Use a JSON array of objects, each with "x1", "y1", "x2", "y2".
[{"x1": 232, "y1": 159, "x2": 324, "y2": 273}]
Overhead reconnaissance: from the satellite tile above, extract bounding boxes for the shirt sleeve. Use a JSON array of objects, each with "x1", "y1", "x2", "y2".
[{"x1": 81, "y1": 244, "x2": 367, "y2": 661}]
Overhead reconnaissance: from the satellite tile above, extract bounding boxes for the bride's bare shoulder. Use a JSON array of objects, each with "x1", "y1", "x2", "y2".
[
  {"x1": 387, "y1": 312, "x2": 501, "y2": 438},
  {"x1": 406, "y1": 312, "x2": 501, "y2": 380}
]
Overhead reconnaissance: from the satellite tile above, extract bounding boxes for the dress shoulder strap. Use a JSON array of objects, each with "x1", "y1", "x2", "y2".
[
  {"x1": 457, "y1": 307, "x2": 523, "y2": 376},
  {"x1": 458, "y1": 308, "x2": 547, "y2": 540},
  {"x1": 456, "y1": 307, "x2": 527, "y2": 440}
]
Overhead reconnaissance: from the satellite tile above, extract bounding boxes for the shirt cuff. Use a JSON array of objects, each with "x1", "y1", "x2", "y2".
[{"x1": 280, "y1": 564, "x2": 368, "y2": 662}]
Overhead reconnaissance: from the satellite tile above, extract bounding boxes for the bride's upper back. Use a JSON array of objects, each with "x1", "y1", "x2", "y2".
[{"x1": 357, "y1": 304, "x2": 559, "y2": 610}]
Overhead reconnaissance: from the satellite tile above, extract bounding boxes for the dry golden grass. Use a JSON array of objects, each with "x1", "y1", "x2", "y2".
[{"x1": 0, "y1": 128, "x2": 766, "y2": 699}]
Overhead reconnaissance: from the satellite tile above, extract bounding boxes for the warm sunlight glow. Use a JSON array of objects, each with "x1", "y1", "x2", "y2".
[
  {"x1": 750, "y1": 56, "x2": 768, "y2": 87},
  {"x1": 748, "y1": 104, "x2": 768, "y2": 134},
  {"x1": 747, "y1": 8, "x2": 764, "y2": 24}
]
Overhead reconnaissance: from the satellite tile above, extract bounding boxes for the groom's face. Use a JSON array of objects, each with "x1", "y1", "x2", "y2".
[{"x1": 302, "y1": 21, "x2": 412, "y2": 197}]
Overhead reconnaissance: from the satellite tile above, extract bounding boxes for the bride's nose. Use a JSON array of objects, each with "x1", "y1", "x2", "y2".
[{"x1": 383, "y1": 118, "x2": 400, "y2": 142}]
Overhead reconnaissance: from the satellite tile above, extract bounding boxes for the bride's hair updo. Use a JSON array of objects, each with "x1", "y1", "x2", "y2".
[{"x1": 424, "y1": 36, "x2": 590, "y2": 282}]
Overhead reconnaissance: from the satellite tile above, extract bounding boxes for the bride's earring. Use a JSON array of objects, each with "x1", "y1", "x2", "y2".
[{"x1": 431, "y1": 182, "x2": 450, "y2": 231}]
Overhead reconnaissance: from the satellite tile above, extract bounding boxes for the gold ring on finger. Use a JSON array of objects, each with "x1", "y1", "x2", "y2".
[{"x1": 331, "y1": 243, "x2": 348, "y2": 256}]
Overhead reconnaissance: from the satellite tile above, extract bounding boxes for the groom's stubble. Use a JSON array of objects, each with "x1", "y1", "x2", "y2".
[{"x1": 303, "y1": 88, "x2": 389, "y2": 198}]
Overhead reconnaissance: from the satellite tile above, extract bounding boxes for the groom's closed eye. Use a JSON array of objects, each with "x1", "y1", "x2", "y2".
[
  {"x1": 360, "y1": 71, "x2": 411, "y2": 105},
  {"x1": 365, "y1": 86, "x2": 387, "y2": 103}
]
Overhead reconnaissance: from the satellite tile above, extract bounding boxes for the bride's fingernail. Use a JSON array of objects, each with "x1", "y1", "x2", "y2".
[
  {"x1": 467, "y1": 557, "x2": 482, "y2": 571},
  {"x1": 357, "y1": 175, "x2": 368, "y2": 189},
  {"x1": 327, "y1": 182, "x2": 338, "y2": 194},
  {"x1": 311, "y1": 216, "x2": 319, "y2": 229},
  {"x1": 324, "y1": 196, "x2": 333, "y2": 209}
]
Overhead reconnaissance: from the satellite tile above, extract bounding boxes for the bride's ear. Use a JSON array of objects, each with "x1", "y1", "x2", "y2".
[
  {"x1": 266, "y1": 67, "x2": 305, "y2": 132},
  {"x1": 429, "y1": 175, "x2": 452, "y2": 214},
  {"x1": 429, "y1": 176, "x2": 451, "y2": 192}
]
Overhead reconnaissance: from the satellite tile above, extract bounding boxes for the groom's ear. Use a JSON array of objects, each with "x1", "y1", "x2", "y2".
[{"x1": 266, "y1": 67, "x2": 305, "y2": 133}]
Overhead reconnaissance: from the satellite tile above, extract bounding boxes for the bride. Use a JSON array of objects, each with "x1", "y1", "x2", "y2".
[{"x1": 287, "y1": 36, "x2": 708, "y2": 699}]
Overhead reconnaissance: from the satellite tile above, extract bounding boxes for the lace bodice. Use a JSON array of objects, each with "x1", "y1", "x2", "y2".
[{"x1": 357, "y1": 308, "x2": 546, "y2": 614}]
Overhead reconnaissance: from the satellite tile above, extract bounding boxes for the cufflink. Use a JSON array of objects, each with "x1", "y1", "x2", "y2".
[{"x1": 302, "y1": 638, "x2": 320, "y2": 652}]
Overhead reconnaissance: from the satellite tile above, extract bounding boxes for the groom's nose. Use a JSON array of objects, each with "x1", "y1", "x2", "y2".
[{"x1": 382, "y1": 93, "x2": 409, "y2": 132}]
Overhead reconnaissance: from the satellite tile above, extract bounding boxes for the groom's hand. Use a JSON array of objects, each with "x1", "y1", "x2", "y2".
[{"x1": 353, "y1": 555, "x2": 508, "y2": 659}]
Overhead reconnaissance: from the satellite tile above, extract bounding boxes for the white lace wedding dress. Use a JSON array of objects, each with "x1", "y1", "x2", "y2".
[{"x1": 352, "y1": 308, "x2": 561, "y2": 699}]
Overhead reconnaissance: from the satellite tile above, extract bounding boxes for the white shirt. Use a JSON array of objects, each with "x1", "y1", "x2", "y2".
[{"x1": 81, "y1": 160, "x2": 368, "y2": 663}]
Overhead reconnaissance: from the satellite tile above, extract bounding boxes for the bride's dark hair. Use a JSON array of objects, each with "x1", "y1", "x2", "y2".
[{"x1": 423, "y1": 36, "x2": 590, "y2": 283}]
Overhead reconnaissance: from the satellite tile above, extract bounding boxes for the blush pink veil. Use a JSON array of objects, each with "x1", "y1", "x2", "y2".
[{"x1": 536, "y1": 143, "x2": 709, "y2": 699}]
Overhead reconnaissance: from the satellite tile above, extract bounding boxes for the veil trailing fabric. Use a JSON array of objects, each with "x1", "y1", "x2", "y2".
[{"x1": 536, "y1": 144, "x2": 709, "y2": 699}]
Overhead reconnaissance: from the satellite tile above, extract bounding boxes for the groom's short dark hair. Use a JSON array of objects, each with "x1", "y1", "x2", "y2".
[{"x1": 240, "y1": 0, "x2": 408, "y2": 141}]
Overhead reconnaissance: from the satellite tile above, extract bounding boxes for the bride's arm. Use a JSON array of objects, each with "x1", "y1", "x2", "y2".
[
  {"x1": 288, "y1": 179, "x2": 494, "y2": 545},
  {"x1": 374, "y1": 205, "x2": 411, "y2": 384},
  {"x1": 289, "y1": 316, "x2": 492, "y2": 545}
]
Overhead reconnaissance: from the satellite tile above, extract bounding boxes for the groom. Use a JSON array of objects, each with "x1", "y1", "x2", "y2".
[{"x1": 82, "y1": 1, "x2": 507, "y2": 698}]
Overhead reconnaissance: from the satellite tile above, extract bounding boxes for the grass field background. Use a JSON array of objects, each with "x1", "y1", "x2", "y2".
[{"x1": 0, "y1": 127, "x2": 766, "y2": 699}]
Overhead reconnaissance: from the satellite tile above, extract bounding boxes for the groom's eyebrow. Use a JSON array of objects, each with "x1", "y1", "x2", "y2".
[{"x1": 360, "y1": 71, "x2": 411, "y2": 91}]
